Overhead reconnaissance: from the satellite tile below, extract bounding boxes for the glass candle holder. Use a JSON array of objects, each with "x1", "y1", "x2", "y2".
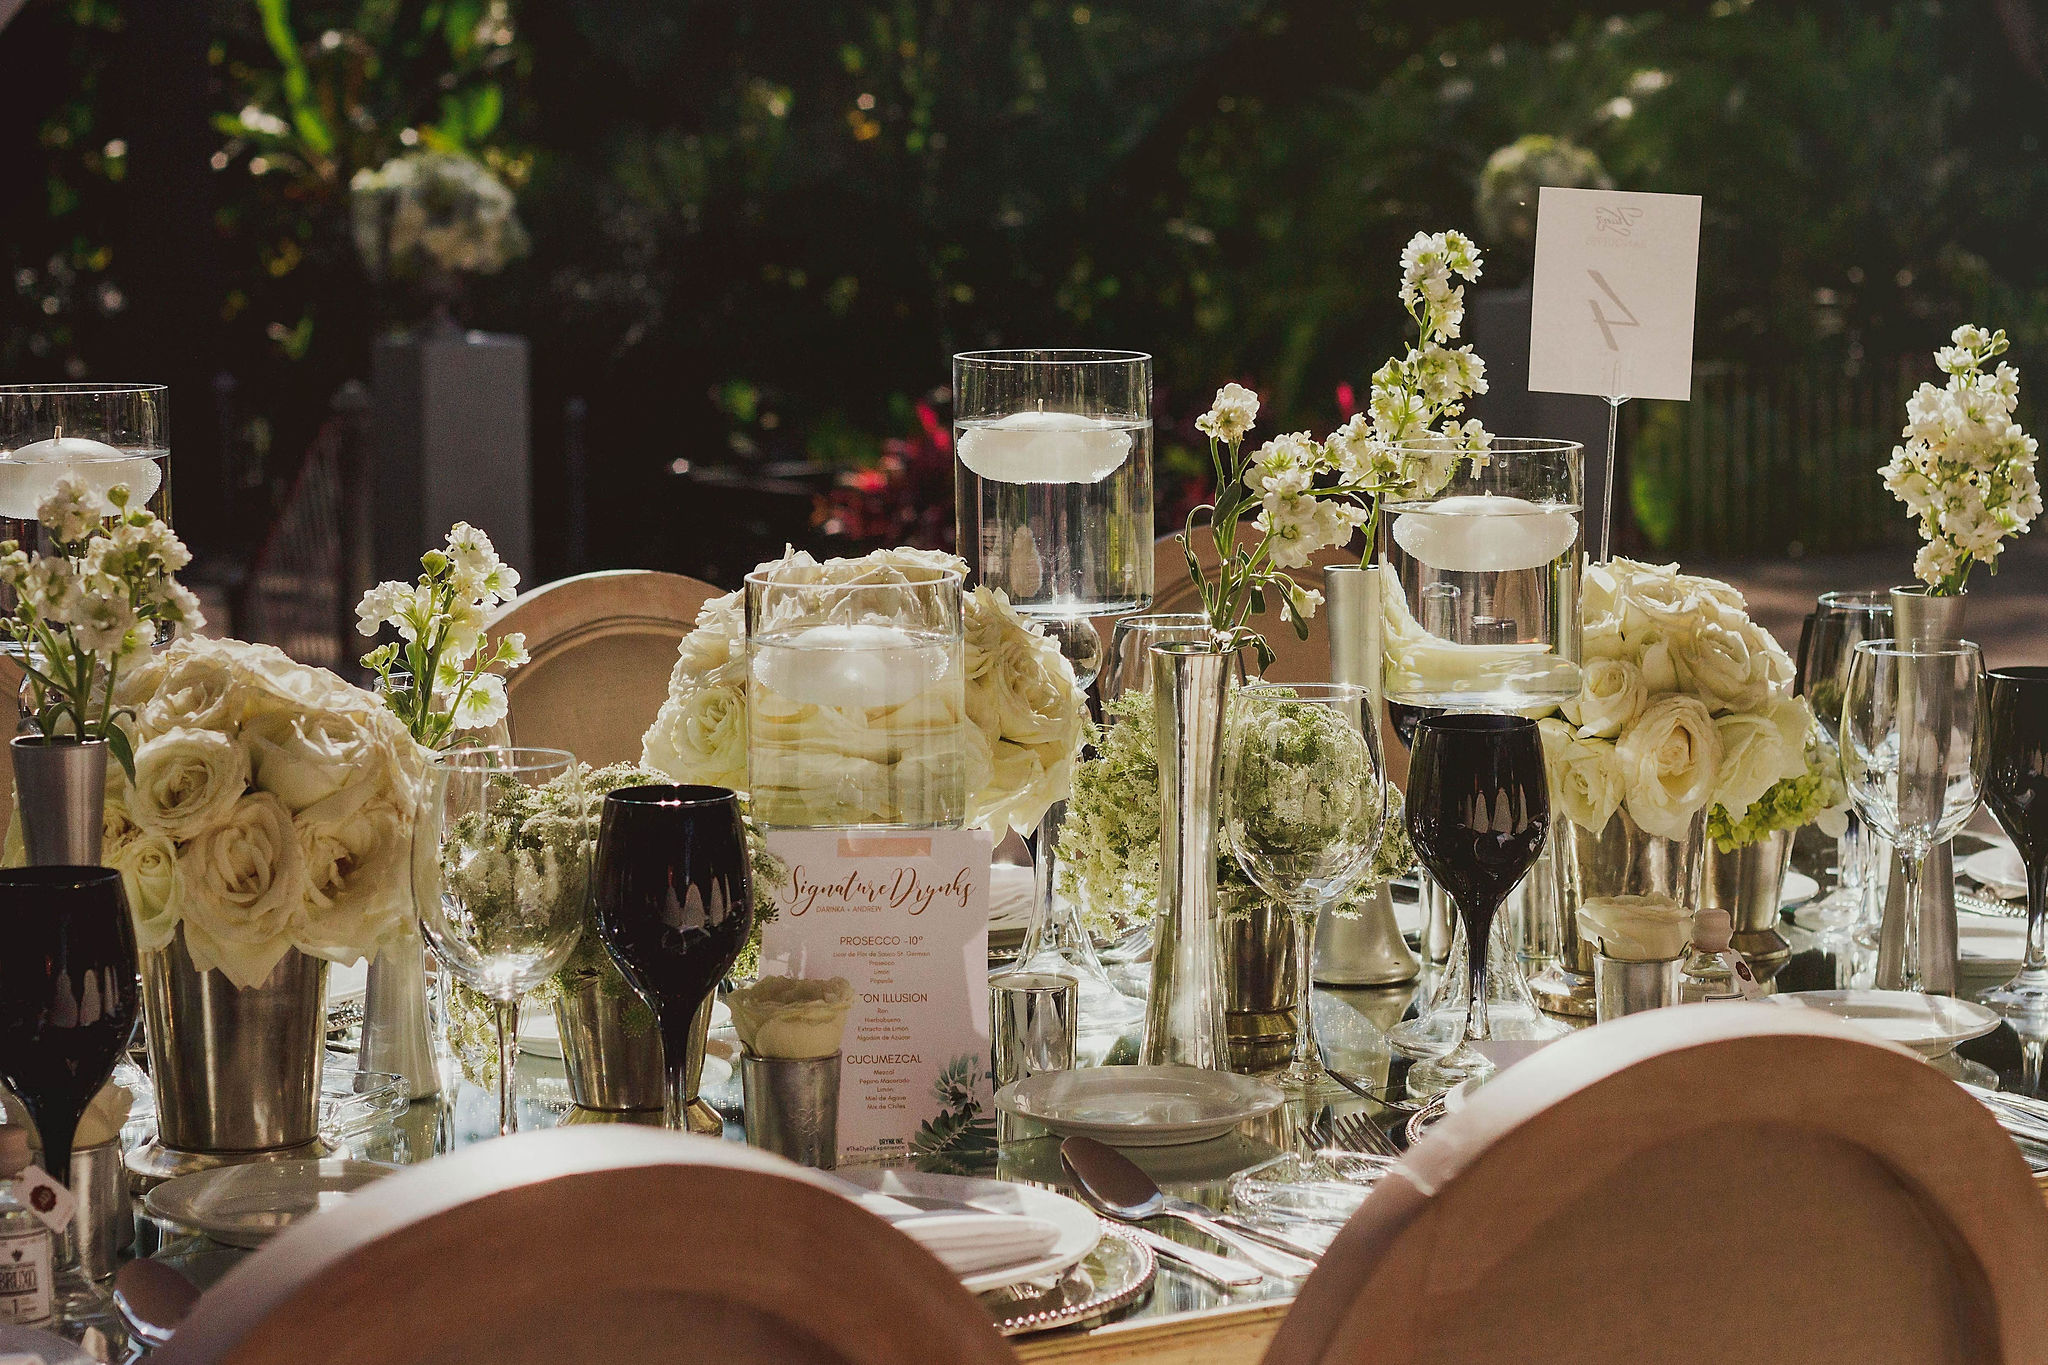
[
  {"x1": 952, "y1": 349, "x2": 1153, "y2": 620},
  {"x1": 1381, "y1": 437, "x2": 1584, "y2": 712},
  {"x1": 745, "y1": 563, "x2": 967, "y2": 829}
]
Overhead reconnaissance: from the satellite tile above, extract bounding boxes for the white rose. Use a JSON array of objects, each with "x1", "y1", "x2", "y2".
[
  {"x1": 1711, "y1": 694, "x2": 1812, "y2": 823},
  {"x1": 964, "y1": 588, "x2": 1085, "y2": 749},
  {"x1": 176, "y1": 791, "x2": 310, "y2": 988},
  {"x1": 109, "y1": 830, "x2": 183, "y2": 956},
  {"x1": 135, "y1": 647, "x2": 244, "y2": 739},
  {"x1": 128, "y1": 728, "x2": 251, "y2": 840},
  {"x1": 1539, "y1": 718, "x2": 1625, "y2": 836},
  {"x1": 1616, "y1": 563, "x2": 1701, "y2": 646},
  {"x1": 1672, "y1": 619, "x2": 1772, "y2": 715},
  {"x1": 296, "y1": 797, "x2": 413, "y2": 965},
  {"x1": 1562, "y1": 656, "x2": 1646, "y2": 740},
  {"x1": 645, "y1": 681, "x2": 750, "y2": 789},
  {"x1": 1614, "y1": 695, "x2": 1721, "y2": 841},
  {"x1": 243, "y1": 710, "x2": 386, "y2": 814}
]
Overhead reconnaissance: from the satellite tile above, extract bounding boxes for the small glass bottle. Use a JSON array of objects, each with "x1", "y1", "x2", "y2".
[
  {"x1": 1682, "y1": 906, "x2": 1748, "y2": 1003},
  {"x1": 0, "y1": 1127, "x2": 54, "y2": 1329}
]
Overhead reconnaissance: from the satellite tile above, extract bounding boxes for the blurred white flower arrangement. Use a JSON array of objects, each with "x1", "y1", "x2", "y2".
[
  {"x1": 1181, "y1": 229, "x2": 1493, "y2": 666},
  {"x1": 350, "y1": 150, "x2": 530, "y2": 285},
  {"x1": 1881, "y1": 324, "x2": 2040, "y2": 595},
  {"x1": 0, "y1": 478, "x2": 202, "y2": 775},
  {"x1": 357, "y1": 522, "x2": 527, "y2": 751}
]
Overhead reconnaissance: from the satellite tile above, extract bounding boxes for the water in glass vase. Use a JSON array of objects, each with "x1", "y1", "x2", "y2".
[
  {"x1": 1383, "y1": 494, "x2": 1583, "y2": 711},
  {"x1": 748, "y1": 623, "x2": 968, "y2": 829},
  {"x1": 954, "y1": 412, "x2": 1153, "y2": 615}
]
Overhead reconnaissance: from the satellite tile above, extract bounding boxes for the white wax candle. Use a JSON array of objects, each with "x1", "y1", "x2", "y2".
[
  {"x1": 1392, "y1": 493, "x2": 1578, "y2": 573},
  {"x1": 0, "y1": 435, "x2": 163, "y2": 519},
  {"x1": 752, "y1": 622, "x2": 952, "y2": 710},
  {"x1": 956, "y1": 411, "x2": 1133, "y2": 485}
]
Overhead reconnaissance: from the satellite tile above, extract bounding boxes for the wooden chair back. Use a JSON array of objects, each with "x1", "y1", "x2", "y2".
[
  {"x1": 1263, "y1": 1003, "x2": 2048, "y2": 1365},
  {"x1": 485, "y1": 570, "x2": 721, "y2": 768},
  {"x1": 154, "y1": 1128, "x2": 1017, "y2": 1365}
]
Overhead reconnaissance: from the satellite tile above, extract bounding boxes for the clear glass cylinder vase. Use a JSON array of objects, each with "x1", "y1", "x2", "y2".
[
  {"x1": 1141, "y1": 642, "x2": 1232, "y2": 1070},
  {"x1": 745, "y1": 563, "x2": 966, "y2": 829}
]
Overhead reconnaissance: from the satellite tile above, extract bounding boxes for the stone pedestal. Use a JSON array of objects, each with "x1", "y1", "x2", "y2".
[{"x1": 371, "y1": 328, "x2": 531, "y2": 583}]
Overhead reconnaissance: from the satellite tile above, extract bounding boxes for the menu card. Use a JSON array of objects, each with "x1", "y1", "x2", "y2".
[
  {"x1": 758, "y1": 829, "x2": 994, "y2": 1165},
  {"x1": 1528, "y1": 186, "x2": 1703, "y2": 401}
]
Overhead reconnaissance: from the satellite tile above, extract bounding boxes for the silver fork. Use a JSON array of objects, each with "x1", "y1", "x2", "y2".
[{"x1": 1329, "y1": 1109, "x2": 1401, "y2": 1159}]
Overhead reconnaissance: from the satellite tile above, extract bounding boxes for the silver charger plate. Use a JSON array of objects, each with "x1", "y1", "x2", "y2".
[
  {"x1": 997, "y1": 1065, "x2": 1285, "y2": 1146},
  {"x1": 981, "y1": 1223, "x2": 1155, "y2": 1337}
]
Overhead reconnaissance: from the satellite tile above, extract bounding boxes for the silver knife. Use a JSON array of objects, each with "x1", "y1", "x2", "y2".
[{"x1": 1123, "y1": 1225, "x2": 1264, "y2": 1288}]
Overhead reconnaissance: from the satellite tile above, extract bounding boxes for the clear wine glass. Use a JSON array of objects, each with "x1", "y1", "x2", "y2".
[
  {"x1": 1104, "y1": 614, "x2": 1214, "y2": 706},
  {"x1": 1977, "y1": 667, "x2": 2048, "y2": 1017},
  {"x1": 1221, "y1": 684, "x2": 1386, "y2": 1094},
  {"x1": 1840, "y1": 641, "x2": 1985, "y2": 994},
  {"x1": 1403, "y1": 713, "x2": 1550, "y2": 1096},
  {"x1": 1795, "y1": 589, "x2": 1893, "y2": 934},
  {"x1": 420, "y1": 747, "x2": 585, "y2": 1136}
]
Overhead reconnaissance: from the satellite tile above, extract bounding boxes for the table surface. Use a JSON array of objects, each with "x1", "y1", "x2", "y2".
[{"x1": 126, "y1": 826, "x2": 2048, "y2": 1362}]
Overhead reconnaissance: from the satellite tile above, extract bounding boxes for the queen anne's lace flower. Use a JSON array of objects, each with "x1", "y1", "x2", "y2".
[{"x1": 1882, "y1": 325, "x2": 2039, "y2": 594}]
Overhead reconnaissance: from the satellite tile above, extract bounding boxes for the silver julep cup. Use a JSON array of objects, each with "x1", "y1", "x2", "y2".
[
  {"x1": 741, "y1": 1052, "x2": 840, "y2": 1170},
  {"x1": 1594, "y1": 953, "x2": 1683, "y2": 1023},
  {"x1": 991, "y1": 972, "x2": 1077, "y2": 1142}
]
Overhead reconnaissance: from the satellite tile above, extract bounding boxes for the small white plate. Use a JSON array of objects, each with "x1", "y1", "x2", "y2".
[
  {"x1": 833, "y1": 1168, "x2": 1102, "y2": 1294},
  {"x1": 144, "y1": 1159, "x2": 396, "y2": 1248},
  {"x1": 1780, "y1": 870, "x2": 1820, "y2": 908},
  {"x1": 1766, "y1": 989, "x2": 2002, "y2": 1058},
  {"x1": 996, "y1": 1066, "x2": 1283, "y2": 1147}
]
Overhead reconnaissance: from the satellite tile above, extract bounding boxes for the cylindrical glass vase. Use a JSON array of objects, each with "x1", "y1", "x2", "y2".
[
  {"x1": 745, "y1": 563, "x2": 967, "y2": 829},
  {"x1": 1380, "y1": 437, "x2": 1584, "y2": 712},
  {"x1": 952, "y1": 350, "x2": 1153, "y2": 618}
]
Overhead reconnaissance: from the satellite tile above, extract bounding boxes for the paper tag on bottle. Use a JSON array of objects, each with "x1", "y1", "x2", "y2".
[
  {"x1": 11, "y1": 1168, "x2": 73, "y2": 1235},
  {"x1": 1719, "y1": 950, "x2": 1768, "y2": 1001}
]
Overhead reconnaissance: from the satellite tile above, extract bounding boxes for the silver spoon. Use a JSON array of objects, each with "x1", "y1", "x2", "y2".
[{"x1": 1060, "y1": 1136, "x2": 1316, "y2": 1280}]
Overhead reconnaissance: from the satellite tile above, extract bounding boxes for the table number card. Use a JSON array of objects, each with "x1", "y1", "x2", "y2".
[
  {"x1": 758, "y1": 829, "x2": 993, "y2": 1165},
  {"x1": 1528, "y1": 187, "x2": 1703, "y2": 401}
]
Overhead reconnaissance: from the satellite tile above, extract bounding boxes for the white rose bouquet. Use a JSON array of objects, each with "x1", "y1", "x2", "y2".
[
  {"x1": 358, "y1": 522, "x2": 528, "y2": 750},
  {"x1": 0, "y1": 478, "x2": 202, "y2": 776},
  {"x1": 350, "y1": 150, "x2": 531, "y2": 284},
  {"x1": 1882, "y1": 325, "x2": 2040, "y2": 595},
  {"x1": 103, "y1": 637, "x2": 429, "y2": 988},
  {"x1": 1537, "y1": 557, "x2": 1846, "y2": 848},
  {"x1": 640, "y1": 546, "x2": 1088, "y2": 835},
  {"x1": 1181, "y1": 230, "x2": 1492, "y2": 667}
]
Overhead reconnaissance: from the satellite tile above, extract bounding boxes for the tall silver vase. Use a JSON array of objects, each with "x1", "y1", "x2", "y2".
[
  {"x1": 127, "y1": 924, "x2": 329, "y2": 1182},
  {"x1": 361, "y1": 763, "x2": 445, "y2": 1101},
  {"x1": 1142, "y1": 642, "x2": 1231, "y2": 1070},
  {"x1": 1317, "y1": 564, "x2": 1419, "y2": 988},
  {"x1": 9, "y1": 736, "x2": 107, "y2": 866},
  {"x1": 1877, "y1": 586, "x2": 1965, "y2": 994},
  {"x1": 1700, "y1": 829, "x2": 1794, "y2": 982}
]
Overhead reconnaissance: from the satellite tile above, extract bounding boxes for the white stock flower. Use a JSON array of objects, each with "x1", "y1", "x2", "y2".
[
  {"x1": 37, "y1": 478, "x2": 106, "y2": 545},
  {"x1": 355, "y1": 581, "x2": 412, "y2": 637},
  {"x1": 1614, "y1": 695, "x2": 1721, "y2": 841},
  {"x1": 128, "y1": 727, "x2": 251, "y2": 840},
  {"x1": 1195, "y1": 383, "x2": 1260, "y2": 444},
  {"x1": 452, "y1": 671, "x2": 508, "y2": 732}
]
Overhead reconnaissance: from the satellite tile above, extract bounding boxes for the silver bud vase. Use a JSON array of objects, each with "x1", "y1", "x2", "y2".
[
  {"x1": 1877, "y1": 586, "x2": 1965, "y2": 994},
  {"x1": 10, "y1": 735, "x2": 108, "y2": 866},
  {"x1": 1142, "y1": 641, "x2": 1232, "y2": 1070}
]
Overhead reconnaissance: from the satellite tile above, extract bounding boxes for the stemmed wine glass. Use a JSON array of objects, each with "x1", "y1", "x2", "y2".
[
  {"x1": 0, "y1": 868, "x2": 140, "y2": 1189},
  {"x1": 420, "y1": 747, "x2": 585, "y2": 1137},
  {"x1": 1840, "y1": 641, "x2": 1985, "y2": 994},
  {"x1": 1403, "y1": 714, "x2": 1550, "y2": 1095},
  {"x1": 1979, "y1": 668, "x2": 2048, "y2": 1016},
  {"x1": 1794, "y1": 590, "x2": 1894, "y2": 933},
  {"x1": 1221, "y1": 684, "x2": 1386, "y2": 1094},
  {"x1": 593, "y1": 785, "x2": 755, "y2": 1132}
]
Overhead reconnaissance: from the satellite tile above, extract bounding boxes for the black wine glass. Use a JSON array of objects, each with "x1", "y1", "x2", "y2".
[
  {"x1": 592, "y1": 785, "x2": 755, "y2": 1130},
  {"x1": 1980, "y1": 667, "x2": 2048, "y2": 1017},
  {"x1": 0, "y1": 868, "x2": 140, "y2": 1189},
  {"x1": 1404, "y1": 714, "x2": 1549, "y2": 1093}
]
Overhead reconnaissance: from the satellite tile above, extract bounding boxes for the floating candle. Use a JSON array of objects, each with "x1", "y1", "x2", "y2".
[
  {"x1": 0, "y1": 435, "x2": 163, "y2": 520},
  {"x1": 1391, "y1": 493, "x2": 1579, "y2": 573},
  {"x1": 955, "y1": 410, "x2": 1134, "y2": 485}
]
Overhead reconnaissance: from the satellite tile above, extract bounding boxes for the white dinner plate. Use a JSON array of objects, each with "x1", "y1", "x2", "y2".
[
  {"x1": 1780, "y1": 870, "x2": 1820, "y2": 908},
  {"x1": 144, "y1": 1159, "x2": 397, "y2": 1248},
  {"x1": 1765, "y1": 989, "x2": 2001, "y2": 1058},
  {"x1": 832, "y1": 1168, "x2": 1103, "y2": 1294},
  {"x1": 996, "y1": 1065, "x2": 1284, "y2": 1147}
]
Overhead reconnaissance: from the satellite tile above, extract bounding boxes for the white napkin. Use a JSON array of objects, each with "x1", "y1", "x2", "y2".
[
  {"x1": 833, "y1": 1183, "x2": 1063, "y2": 1276},
  {"x1": 1961, "y1": 843, "x2": 2028, "y2": 900},
  {"x1": 987, "y1": 864, "x2": 1038, "y2": 933}
]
